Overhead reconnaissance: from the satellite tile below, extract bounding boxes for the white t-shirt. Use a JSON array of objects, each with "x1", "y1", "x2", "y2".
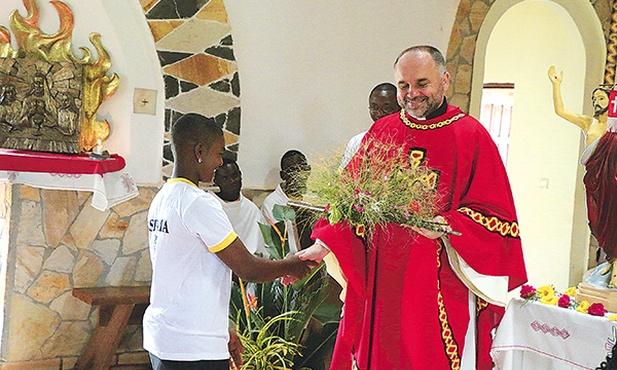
[
  {"x1": 214, "y1": 193, "x2": 269, "y2": 257},
  {"x1": 143, "y1": 178, "x2": 237, "y2": 361},
  {"x1": 340, "y1": 130, "x2": 367, "y2": 168}
]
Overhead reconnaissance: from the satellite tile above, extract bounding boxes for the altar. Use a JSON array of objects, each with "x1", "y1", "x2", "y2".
[
  {"x1": 0, "y1": 148, "x2": 138, "y2": 211},
  {"x1": 491, "y1": 298, "x2": 616, "y2": 369}
]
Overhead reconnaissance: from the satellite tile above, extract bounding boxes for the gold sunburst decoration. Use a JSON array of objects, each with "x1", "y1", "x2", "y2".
[{"x1": 0, "y1": 0, "x2": 120, "y2": 152}]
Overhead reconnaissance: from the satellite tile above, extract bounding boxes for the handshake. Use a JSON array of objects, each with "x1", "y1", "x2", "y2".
[{"x1": 281, "y1": 241, "x2": 331, "y2": 285}]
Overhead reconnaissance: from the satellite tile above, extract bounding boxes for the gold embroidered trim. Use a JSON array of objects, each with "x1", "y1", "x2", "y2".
[
  {"x1": 457, "y1": 207, "x2": 520, "y2": 238},
  {"x1": 436, "y1": 243, "x2": 461, "y2": 370},
  {"x1": 400, "y1": 109, "x2": 465, "y2": 130},
  {"x1": 476, "y1": 297, "x2": 488, "y2": 314}
]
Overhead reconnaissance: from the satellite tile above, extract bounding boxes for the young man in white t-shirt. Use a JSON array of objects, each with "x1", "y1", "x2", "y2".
[{"x1": 144, "y1": 114, "x2": 314, "y2": 370}]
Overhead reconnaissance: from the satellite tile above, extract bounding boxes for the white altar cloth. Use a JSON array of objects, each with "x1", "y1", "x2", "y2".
[
  {"x1": 491, "y1": 298, "x2": 617, "y2": 369},
  {"x1": 0, "y1": 169, "x2": 138, "y2": 211}
]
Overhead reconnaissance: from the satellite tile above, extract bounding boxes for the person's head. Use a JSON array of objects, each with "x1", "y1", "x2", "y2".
[
  {"x1": 214, "y1": 157, "x2": 242, "y2": 201},
  {"x1": 171, "y1": 113, "x2": 225, "y2": 183},
  {"x1": 369, "y1": 82, "x2": 399, "y2": 122},
  {"x1": 280, "y1": 150, "x2": 311, "y2": 198},
  {"x1": 592, "y1": 87, "x2": 610, "y2": 119},
  {"x1": 394, "y1": 45, "x2": 450, "y2": 119},
  {"x1": 58, "y1": 92, "x2": 72, "y2": 109},
  {"x1": 32, "y1": 73, "x2": 45, "y2": 96},
  {"x1": 2, "y1": 84, "x2": 16, "y2": 103}
]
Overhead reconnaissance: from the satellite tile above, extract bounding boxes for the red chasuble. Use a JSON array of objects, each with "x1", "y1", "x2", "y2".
[{"x1": 312, "y1": 105, "x2": 527, "y2": 370}]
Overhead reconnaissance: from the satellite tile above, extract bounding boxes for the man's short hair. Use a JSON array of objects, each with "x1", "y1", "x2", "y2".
[
  {"x1": 281, "y1": 149, "x2": 307, "y2": 171},
  {"x1": 171, "y1": 113, "x2": 223, "y2": 156},
  {"x1": 370, "y1": 82, "x2": 397, "y2": 97},
  {"x1": 394, "y1": 45, "x2": 447, "y2": 74}
]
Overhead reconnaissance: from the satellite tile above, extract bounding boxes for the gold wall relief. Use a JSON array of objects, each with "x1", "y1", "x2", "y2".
[{"x1": 0, "y1": 0, "x2": 119, "y2": 153}]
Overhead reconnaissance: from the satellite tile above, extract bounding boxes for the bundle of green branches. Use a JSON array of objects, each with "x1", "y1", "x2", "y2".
[{"x1": 303, "y1": 140, "x2": 443, "y2": 238}]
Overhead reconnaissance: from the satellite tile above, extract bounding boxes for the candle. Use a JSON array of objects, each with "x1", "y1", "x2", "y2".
[{"x1": 94, "y1": 139, "x2": 103, "y2": 155}]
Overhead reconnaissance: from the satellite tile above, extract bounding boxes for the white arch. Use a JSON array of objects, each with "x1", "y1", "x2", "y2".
[
  {"x1": 470, "y1": 0, "x2": 606, "y2": 288},
  {"x1": 471, "y1": 0, "x2": 605, "y2": 118}
]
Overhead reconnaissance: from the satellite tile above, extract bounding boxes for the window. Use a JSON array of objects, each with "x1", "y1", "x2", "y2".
[{"x1": 479, "y1": 83, "x2": 514, "y2": 164}]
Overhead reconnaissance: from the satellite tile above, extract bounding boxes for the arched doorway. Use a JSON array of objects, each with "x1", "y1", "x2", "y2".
[{"x1": 470, "y1": 0, "x2": 605, "y2": 289}]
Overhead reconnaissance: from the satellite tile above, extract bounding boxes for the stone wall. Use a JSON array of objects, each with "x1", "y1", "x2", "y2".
[{"x1": 0, "y1": 184, "x2": 157, "y2": 369}]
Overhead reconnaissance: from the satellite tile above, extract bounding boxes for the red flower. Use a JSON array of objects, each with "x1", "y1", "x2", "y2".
[
  {"x1": 588, "y1": 303, "x2": 607, "y2": 316},
  {"x1": 409, "y1": 201, "x2": 421, "y2": 213},
  {"x1": 353, "y1": 204, "x2": 364, "y2": 213},
  {"x1": 324, "y1": 205, "x2": 330, "y2": 211},
  {"x1": 520, "y1": 284, "x2": 536, "y2": 299},
  {"x1": 247, "y1": 293, "x2": 258, "y2": 309},
  {"x1": 557, "y1": 294, "x2": 571, "y2": 308}
]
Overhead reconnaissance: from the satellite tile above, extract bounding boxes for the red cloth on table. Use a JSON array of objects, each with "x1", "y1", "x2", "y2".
[
  {"x1": 0, "y1": 148, "x2": 125, "y2": 176},
  {"x1": 313, "y1": 105, "x2": 527, "y2": 370}
]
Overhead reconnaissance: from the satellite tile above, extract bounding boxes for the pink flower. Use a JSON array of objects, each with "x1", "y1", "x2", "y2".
[
  {"x1": 557, "y1": 294, "x2": 571, "y2": 308},
  {"x1": 588, "y1": 303, "x2": 607, "y2": 316},
  {"x1": 520, "y1": 284, "x2": 536, "y2": 299},
  {"x1": 324, "y1": 205, "x2": 330, "y2": 211},
  {"x1": 353, "y1": 204, "x2": 364, "y2": 213},
  {"x1": 354, "y1": 189, "x2": 360, "y2": 195}
]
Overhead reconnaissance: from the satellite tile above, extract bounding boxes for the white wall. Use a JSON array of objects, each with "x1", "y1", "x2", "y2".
[
  {"x1": 0, "y1": 0, "x2": 165, "y2": 185},
  {"x1": 224, "y1": 0, "x2": 459, "y2": 188},
  {"x1": 483, "y1": 0, "x2": 597, "y2": 290}
]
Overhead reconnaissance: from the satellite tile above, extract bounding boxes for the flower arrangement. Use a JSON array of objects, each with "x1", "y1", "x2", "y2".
[
  {"x1": 300, "y1": 140, "x2": 452, "y2": 238},
  {"x1": 520, "y1": 284, "x2": 610, "y2": 317}
]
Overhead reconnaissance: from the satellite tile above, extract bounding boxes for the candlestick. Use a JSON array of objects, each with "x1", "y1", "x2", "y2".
[{"x1": 94, "y1": 139, "x2": 103, "y2": 155}]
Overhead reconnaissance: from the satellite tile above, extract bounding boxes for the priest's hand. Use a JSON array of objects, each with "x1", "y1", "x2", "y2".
[
  {"x1": 296, "y1": 240, "x2": 330, "y2": 264},
  {"x1": 412, "y1": 215, "x2": 452, "y2": 239}
]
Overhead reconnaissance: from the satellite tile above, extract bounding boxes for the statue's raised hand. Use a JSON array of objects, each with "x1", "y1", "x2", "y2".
[{"x1": 548, "y1": 66, "x2": 563, "y2": 85}]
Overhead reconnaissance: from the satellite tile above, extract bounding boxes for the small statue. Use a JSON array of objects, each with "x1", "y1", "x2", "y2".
[{"x1": 549, "y1": 66, "x2": 617, "y2": 287}]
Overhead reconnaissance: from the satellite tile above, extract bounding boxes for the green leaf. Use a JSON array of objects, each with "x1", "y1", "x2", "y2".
[
  {"x1": 273, "y1": 204, "x2": 296, "y2": 222},
  {"x1": 259, "y1": 222, "x2": 279, "y2": 249}
]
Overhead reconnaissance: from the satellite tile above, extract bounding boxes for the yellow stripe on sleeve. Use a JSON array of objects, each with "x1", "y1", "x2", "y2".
[{"x1": 208, "y1": 231, "x2": 238, "y2": 253}]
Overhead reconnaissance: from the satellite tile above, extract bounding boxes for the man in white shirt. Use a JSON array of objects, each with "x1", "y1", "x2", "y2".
[
  {"x1": 261, "y1": 150, "x2": 311, "y2": 252},
  {"x1": 340, "y1": 82, "x2": 400, "y2": 168},
  {"x1": 213, "y1": 157, "x2": 269, "y2": 257},
  {"x1": 144, "y1": 114, "x2": 314, "y2": 370}
]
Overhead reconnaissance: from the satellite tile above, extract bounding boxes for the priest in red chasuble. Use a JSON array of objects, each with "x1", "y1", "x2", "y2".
[{"x1": 298, "y1": 45, "x2": 527, "y2": 370}]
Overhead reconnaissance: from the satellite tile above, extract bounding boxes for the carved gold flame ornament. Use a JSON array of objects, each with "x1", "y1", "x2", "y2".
[{"x1": 0, "y1": 0, "x2": 119, "y2": 152}]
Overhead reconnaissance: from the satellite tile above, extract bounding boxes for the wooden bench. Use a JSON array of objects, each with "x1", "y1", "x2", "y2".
[{"x1": 72, "y1": 286, "x2": 151, "y2": 370}]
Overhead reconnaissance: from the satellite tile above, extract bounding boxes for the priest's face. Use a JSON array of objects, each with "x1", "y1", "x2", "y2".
[{"x1": 395, "y1": 51, "x2": 450, "y2": 119}]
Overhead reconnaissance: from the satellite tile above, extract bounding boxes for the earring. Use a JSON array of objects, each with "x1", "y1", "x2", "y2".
[{"x1": 198, "y1": 157, "x2": 203, "y2": 163}]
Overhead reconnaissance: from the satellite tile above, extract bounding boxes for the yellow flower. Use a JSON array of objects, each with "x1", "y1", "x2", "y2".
[
  {"x1": 576, "y1": 300, "x2": 590, "y2": 313},
  {"x1": 563, "y1": 287, "x2": 577, "y2": 297},
  {"x1": 608, "y1": 314, "x2": 617, "y2": 322},
  {"x1": 537, "y1": 285, "x2": 555, "y2": 303},
  {"x1": 541, "y1": 296, "x2": 559, "y2": 305}
]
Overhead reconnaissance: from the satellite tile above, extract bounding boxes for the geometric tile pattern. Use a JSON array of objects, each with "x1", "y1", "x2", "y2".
[{"x1": 141, "y1": 0, "x2": 240, "y2": 179}]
